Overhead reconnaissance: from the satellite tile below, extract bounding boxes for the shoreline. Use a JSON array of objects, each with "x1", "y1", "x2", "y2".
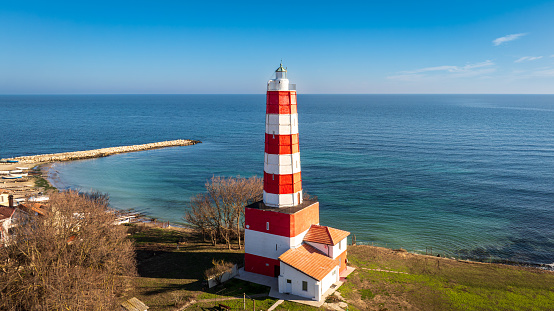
[{"x1": 1, "y1": 140, "x2": 201, "y2": 220}]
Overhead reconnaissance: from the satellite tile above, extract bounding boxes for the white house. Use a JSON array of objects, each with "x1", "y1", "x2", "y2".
[
  {"x1": 0, "y1": 188, "x2": 13, "y2": 207},
  {"x1": 278, "y1": 224, "x2": 350, "y2": 300},
  {"x1": 0, "y1": 206, "x2": 18, "y2": 243}
]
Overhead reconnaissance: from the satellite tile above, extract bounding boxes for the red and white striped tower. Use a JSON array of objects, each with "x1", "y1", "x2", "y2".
[
  {"x1": 244, "y1": 64, "x2": 320, "y2": 277},
  {"x1": 263, "y1": 63, "x2": 303, "y2": 207}
]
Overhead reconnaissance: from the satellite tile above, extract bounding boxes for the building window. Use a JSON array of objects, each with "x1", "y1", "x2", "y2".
[
  {"x1": 266, "y1": 222, "x2": 269, "y2": 230},
  {"x1": 302, "y1": 281, "x2": 308, "y2": 291}
]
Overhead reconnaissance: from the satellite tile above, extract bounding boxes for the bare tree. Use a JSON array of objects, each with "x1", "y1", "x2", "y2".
[
  {"x1": 185, "y1": 176, "x2": 262, "y2": 249},
  {"x1": 0, "y1": 190, "x2": 136, "y2": 311}
]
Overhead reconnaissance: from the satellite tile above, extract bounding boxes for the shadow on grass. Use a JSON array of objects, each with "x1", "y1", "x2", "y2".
[
  {"x1": 138, "y1": 280, "x2": 203, "y2": 296},
  {"x1": 137, "y1": 250, "x2": 244, "y2": 281}
]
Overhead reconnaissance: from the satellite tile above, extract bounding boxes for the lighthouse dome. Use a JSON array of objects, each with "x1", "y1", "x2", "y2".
[{"x1": 268, "y1": 62, "x2": 295, "y2": 91}]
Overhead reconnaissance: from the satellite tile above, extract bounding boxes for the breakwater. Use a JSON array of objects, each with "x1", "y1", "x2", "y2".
[{"x1": 2, "y1": 139, "x2": 201, "y2": 164}]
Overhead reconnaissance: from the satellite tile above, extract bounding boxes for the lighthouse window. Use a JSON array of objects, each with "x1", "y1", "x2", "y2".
[
  {"x1": 276, "y1": 244, "x2": 278, "y2": 251},
  {"x1": 272, "y1": 131, "x2": 275, "y2": 139},
  {"x1": 272, "y1": 174, "x2": 274, "y2": 180},
  {"x1": 266, "y1": 222, "x2": 269, "y2": 230}
]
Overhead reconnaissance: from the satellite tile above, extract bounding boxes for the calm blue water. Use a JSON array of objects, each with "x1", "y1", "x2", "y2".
[{"x1": 2, "y1": 94, "x2": 553, "y2": 267}]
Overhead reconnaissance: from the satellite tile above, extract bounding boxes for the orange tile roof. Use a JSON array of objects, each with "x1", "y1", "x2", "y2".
[
  {"x1": 0, "y1": 188, "x2": 14, "y2": 194},
  {"x1": 303, "y1": 225, "x2": 350, "y2": 246},
  {"x1": 19, "y1": 203, "x2": 48, "y2": 216},
  {"x1": 279, "y1": 243, "x2": 337, "y2": 281},
  {"x1": 0, "y1": 206, "x2": 16, "y2": 221}
]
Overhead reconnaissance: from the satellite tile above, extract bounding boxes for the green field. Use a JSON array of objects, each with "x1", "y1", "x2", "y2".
[{"x1": 340, "y1": 246, "x2": 554, "y2": 311}]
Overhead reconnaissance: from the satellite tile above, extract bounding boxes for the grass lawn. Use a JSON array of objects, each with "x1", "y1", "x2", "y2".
[
  {"x1": 121, "y1": 225, "x2": 554, "y2": 311},
  {"x1": 340, "y1": 245, "x2": 554, "y2": 311},
  {"x1": 123, "y1": 225, "x2": 246, "y2": 310}
]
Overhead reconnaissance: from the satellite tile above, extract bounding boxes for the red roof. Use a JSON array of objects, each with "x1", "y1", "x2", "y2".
[
  {"x1": 303, "y1": 224, "x2": 350, "y2": 246},
  {"x1": 0, "y1": 206, "x2": 16, "y2": 221},
  {"x1": 279, "y1": 243, "x2": 337, "y2": 281},
  {"x1": 19, "y1": 203, "x2": 48, "y2": 216}
]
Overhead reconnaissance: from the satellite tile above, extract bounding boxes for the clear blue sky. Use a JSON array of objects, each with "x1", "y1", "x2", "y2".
[{"x1": 1, "y1": 0, "x2": 553, "y2": 94}]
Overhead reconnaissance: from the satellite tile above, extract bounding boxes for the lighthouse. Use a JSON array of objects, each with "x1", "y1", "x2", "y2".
[
  {"x1": 243, "y1": 64, "x2": 349, "y2": 301},
  {"x1": 263, "y1": 63, "x2": 302, "y2": 207}
]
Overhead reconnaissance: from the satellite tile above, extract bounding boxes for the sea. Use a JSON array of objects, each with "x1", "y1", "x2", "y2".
[{"x1": 1, "y1": 94, "x2": 553, "y2": 268}]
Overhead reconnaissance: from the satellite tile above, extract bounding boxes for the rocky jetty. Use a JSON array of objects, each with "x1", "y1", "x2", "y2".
[{"x1": 2, "y1": 139, "x2": 201, "y2": 164}]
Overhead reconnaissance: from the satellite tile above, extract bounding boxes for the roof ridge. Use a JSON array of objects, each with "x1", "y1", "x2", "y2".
[{"x1": 324, "y1": 226, "x2": 334, "y2": 245}]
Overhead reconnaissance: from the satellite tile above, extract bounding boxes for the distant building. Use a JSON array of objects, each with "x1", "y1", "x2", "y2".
[
  {"x1": 0, "y1": 188, "x2": 13, "y2": 207},
  {"x1": 0, "y1": 189, "x2": 47, "y2": 243},
  {"x1": 244, "y1": 64, "x2": 349, "y2": 301}
]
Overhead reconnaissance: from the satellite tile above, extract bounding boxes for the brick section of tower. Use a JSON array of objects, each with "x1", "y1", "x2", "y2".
[
  {"x1": 244, "y1": 201, "x2": 320, "y2": 277},
  {"x1": 266, "y1": 91, "x2": 297, "y2": 114},
  {"x1": 245, "y1": 201, "x2": 319, "y2": 237},
  {"x1": 264, "y1": 133, "x2": 299, "y2": 154}
]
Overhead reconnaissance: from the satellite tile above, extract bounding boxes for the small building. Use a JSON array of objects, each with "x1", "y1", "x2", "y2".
[
  {"x1": 19, "y1": 202, "x2": 49, "y2": 217},
  {"x1": 278, "y1": 243, "x2": 339, "y2": 300},
  {"x1": 0, "y1": 206, "x2": 25, "y2": 243},
  {"x1": 0, "y1": 188, "x2": 14, "y2": 207},
  {"x1": 0, "y1": 200, "x2": 47, "y2": 243}
]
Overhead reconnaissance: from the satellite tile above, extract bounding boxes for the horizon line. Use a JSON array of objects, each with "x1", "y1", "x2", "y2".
[{"x1": 1, "y1": 93, "x2": 554, "y2": 96}]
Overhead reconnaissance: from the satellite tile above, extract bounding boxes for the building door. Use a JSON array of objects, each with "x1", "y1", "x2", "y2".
[
  {"x1": 274, "y1": 265, "x2": 280, "y2": 277},
  {"x1": 286, "y1": 279, "x2": 292, "y2": 293}
]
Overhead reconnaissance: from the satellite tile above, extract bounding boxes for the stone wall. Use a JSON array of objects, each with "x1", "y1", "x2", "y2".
[{"x1": 2, "y1": 139, "x2": 201, "y2": 164}]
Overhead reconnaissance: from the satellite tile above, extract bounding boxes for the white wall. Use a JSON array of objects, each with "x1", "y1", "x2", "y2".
[
  {"x1": 278, "y1": 262, "x2": 317, "y2": 300},
  {"x1": 263, "y1": 191, "x2": 303, "y2": 207},
  {"x1": 266, "y1": 122, "x2": 299, "y2": 135},
  {"x1": 244, "y1": 227, "x2": 310, "y2": 260},
  {"x1": 207, "y1": 264, "x2": 238, "y2": 288},
  {"x1": 278, "y1": 261, "x2": 338, "y2": 301},
  {"x1": 266, "y1": 114, "x2": 298, "y2": 129},
  {"x1": 320, "y1": 266, "x2": 339, "y2": 298},
  {"x1": 268, "y1": 79, "x2": 290, "y2": 91},
  {"x1": 330, "y1": 237, "x2": 348, "y2": 259},
  {"x1": 0, "y1": 194, "x2": 9, "y2": 205},
  {"x1": 265, "y1": 153, "x2": 301, "y2": 174}
]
